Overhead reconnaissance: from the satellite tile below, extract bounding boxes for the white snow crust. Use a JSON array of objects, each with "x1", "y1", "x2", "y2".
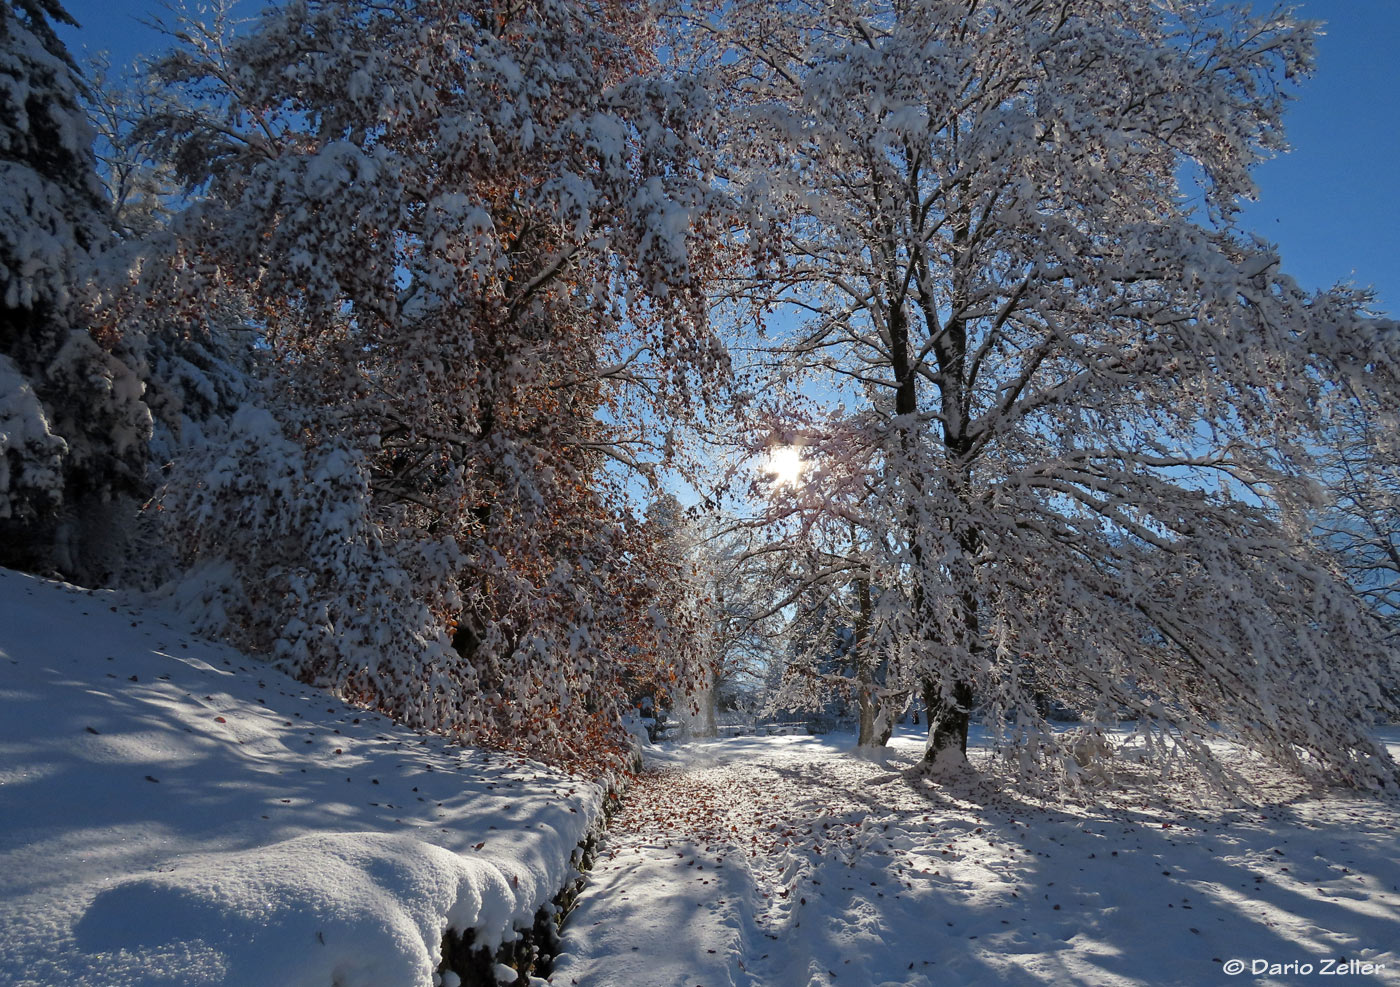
[{"x1": 0, "y1": 569, "x2": 600, "y2": 987}]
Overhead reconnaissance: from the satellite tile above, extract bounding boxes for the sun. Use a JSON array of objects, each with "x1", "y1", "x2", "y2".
[{"x1": 765, "y1": 445, "x2": 804, "y2": 488}]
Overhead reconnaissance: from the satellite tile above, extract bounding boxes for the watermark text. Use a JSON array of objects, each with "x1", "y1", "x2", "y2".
[{"x1": 1222, "y1": 957, "x2": 1389, "y2": 977}]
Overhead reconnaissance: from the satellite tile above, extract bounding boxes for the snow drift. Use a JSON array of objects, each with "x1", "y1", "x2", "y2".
[{"x1": 0, "y1": 568, "x2": 601, "y2": 987}]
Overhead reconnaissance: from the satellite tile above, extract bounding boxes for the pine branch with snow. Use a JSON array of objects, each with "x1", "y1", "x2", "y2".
[{"x1": 0, "y1": 0, "x2": 153, "y2": 581}]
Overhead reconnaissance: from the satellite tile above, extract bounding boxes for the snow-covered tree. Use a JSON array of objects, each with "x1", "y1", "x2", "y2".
[
  {"x1": 1314, "y1": 391, "x2": 1400, "y2": 642},
  {"x1": 84, "y1": 51, "x2": 183, "y2": 241},
  {"x1": 665, "y1": 512, "x2": 782, "y2": 737},
  {"x1": 705, "y1": 532, "x2": 782, "y2": 716},
  {"x1": 636, "y1": 493, "x2": 709, "y2": 735},
  {"x1": 697, "y1": 0, "x2": 1400, "y2": 787},
  {"x1": 741, "y1": 472, "x2": 914, "y2": 747},
  {"x1": 67, "y1": 46, "x2": 266, "y2": 589},
  {"x1": 140, "y1": 0, "x2": 732, "y2": 770},
  {"x1": 0, "y1": 0, "x2": 151, "y2": 580}
]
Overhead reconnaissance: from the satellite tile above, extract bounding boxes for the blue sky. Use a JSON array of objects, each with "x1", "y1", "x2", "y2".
[
  {"x1": 55, "y1": 0, "x2": 1399, "y2": 314},
  {"x1": 1234, "y1": 1, "x2": 1400, "y2": 314}
]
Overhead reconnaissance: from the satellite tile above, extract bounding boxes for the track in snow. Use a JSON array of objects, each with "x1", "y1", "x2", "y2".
[{"x1": 551, "y1": 731, "x2": 1400, "y2": 987}]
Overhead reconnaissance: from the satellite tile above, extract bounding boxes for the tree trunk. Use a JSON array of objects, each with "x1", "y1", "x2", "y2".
[
  {"x1": 701, "y1": 664, "x2": 720, "y2": 737},
  {"x1": 923, "y1": 677, "x2": 972, "y2": 760},
  {"x1": 858, "y1": 680, "x2": 902, "y2": 747},
  {"x1": 857, "y1": 682, "x2": 880, "y2": 747},
  {"x1": 887, "y1": 208, "x2": 980, "y2": 769},
  {"x1": 876, "y1": 705, "x2": 895, "y2": 746},
  {"x1": 921, "y1": 535, "x2": 979, "y2": 766},
  {"x1": 852, "y1": 567, "x2": 888, "y2": 748}
]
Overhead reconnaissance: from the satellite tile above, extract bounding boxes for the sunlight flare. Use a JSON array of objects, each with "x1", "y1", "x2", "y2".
[{"x1": 764, "y1": 445, "x2": 804, "y2": 488}]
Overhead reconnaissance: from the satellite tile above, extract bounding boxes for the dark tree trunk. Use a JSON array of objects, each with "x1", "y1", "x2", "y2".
[
  {"x1": 856, "y1": 682, "x2": 880, "y2": 747},
  {"x1": 852, "y1": 569, "x2": 889, "y2": 748},
  {"x1": 921, "y1": 532, "x2": 980, "y2": 765},
  {"x1": 923, "y1": 677, "x2": 973, "y2": 760},
  {"x1": 886, "y1": 202, "x2": 981, "y2": 769}
]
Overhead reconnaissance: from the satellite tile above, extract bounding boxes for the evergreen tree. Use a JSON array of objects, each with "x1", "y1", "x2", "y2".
[{"x1": 0, "y1": 0, "x2": 150, "y2": 581}]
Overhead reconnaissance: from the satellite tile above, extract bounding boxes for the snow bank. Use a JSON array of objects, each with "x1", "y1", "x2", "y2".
[
  {"x1": 0, "y1": 568, "x2": 601, "y2": 987},
  {"x1": 76, "y1": 832, "x2": 523, "y2": 987}
]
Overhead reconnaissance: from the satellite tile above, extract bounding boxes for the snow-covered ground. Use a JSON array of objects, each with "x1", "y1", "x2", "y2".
[
  {"x1": 5, "y1": 564, "x2": 1398, "y2": 987},
  {"x1": 0, "y1": 569, "x2": 601, "y2": 987},
  {"x1": 554, "y1": 730, "x2": 1400, "y2": 987}
]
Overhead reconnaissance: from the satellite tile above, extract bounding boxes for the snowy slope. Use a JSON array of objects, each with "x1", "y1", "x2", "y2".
[
  {"x1": 0, "y1": 568, "x2": 601, "y2": 987},
  {"x1": 554, "y1": 731, "x2": 1400, "y2": 987}
]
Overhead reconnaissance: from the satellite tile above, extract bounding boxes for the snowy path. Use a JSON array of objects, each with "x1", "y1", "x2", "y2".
[{"x1": 551, "y1": 734, "x2": 1400, "y2": 987}]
